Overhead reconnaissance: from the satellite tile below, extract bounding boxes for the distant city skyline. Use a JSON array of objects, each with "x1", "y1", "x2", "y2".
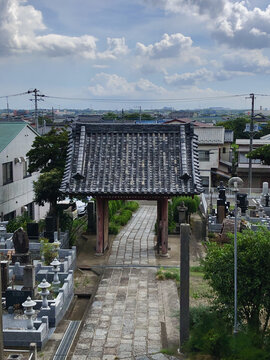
[{"x1": 1, "y1": 0, "x2": 270, "y2": 110}]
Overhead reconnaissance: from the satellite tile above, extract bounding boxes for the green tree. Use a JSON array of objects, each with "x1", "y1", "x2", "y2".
[
  {"x1": 203, "y1": 228, "x2": 270, "y2": 332},
  {"x1": 247, "y1": 144, "x2": 270, "y2": 165},
  {"x1": 103, "y1": 112, "x2": 118, "y2": 121},
  {"x1": 27, "y1": 127, "x2": 68, "y2": 174},
  {"x1": 219, "y1": 117, "x2": 250, "y2": 141},
  {"x1": 27, "y1": 127, "x2": 69, "y2": 214}
]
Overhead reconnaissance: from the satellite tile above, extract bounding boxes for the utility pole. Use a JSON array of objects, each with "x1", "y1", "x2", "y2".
[
  {"x1": 248, "y1": 93, "x2": 255, "y2": 194},
  {"x1": 28, "y1": 88, "x2": 45, "y2": 133},
  {"x1": 6, "y1": 96, "x2": 9, "y2": 119}
]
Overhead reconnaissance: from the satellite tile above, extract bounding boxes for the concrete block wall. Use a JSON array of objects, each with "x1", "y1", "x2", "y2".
[
  {"x1": 3, "y1": 316, "x2": 49, "y2": 350},
  {"x1": 35, "y1": 270, "x2": 74, "y2": 327}
]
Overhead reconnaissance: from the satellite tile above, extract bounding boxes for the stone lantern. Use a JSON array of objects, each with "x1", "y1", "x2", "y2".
[
  {"x1": 50, "y1": 258, "x2": 61, "y2": 293},
  {"x1": 39, "y1": 278, "x2": 51, "y2": 309},
  {"x1": 53, "y1": 237, "x2": 61, "y2": 259},
  {"x1": 22, "y1": 296, "x2": 36, "y2": 330}
]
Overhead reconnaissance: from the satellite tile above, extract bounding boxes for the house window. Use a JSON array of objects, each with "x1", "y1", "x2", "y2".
[
  {"x1": 223, "y1": 147, "x2": 226, "y2": 154},
  {"x1": 23, "y1": 159, "x2": 30, "y2": 178},
  {"x1": 198, "y1": 150, "x2": 210, "y2": 162},
  {"x1": 3, "y1": 210, "x2": 16, "y2": 221},
  {"x1": 201, "y1": 176, "x2": 209, "y2": 188},
  {"x1": 2, "y1": 162, "x2": 13, "y2": 185}
]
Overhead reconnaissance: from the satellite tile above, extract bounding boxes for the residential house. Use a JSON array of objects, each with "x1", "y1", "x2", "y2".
[
  {"x1": 194, "y1": 127, "x2": 233, "y2": 191},
  {"x1": 236, "y1": 134, "x2": 270, "y2": 188},
  {"x1": 165, "y1": 119, "x2": 233, "y2": 191},
  {"x1": 0, "y1": 122, "x2": 49, "y2": 221}
]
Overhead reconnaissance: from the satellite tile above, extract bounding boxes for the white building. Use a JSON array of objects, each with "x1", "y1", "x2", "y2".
[
  {"x1": 0, "y1": 121, "x2": 49, "y2": 221},
  {"x1": 194, "y1": 126, "x2": 233, "y2": 191},
  {"x1": 236, "y1": 134, "x2": 270, "y2": 188}
]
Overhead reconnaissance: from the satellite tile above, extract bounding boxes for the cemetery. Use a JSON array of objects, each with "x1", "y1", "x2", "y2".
[
  {"x1": 0, "y1": 217, "x2": 76, "y2": 350},
  {"x1": 208, "y1": 180, "x2": 270, "y2": 240}
]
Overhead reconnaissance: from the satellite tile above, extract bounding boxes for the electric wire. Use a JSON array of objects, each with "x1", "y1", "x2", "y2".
[{"x1": 0, "y1": 91, "x2": 269, "y2": 104}]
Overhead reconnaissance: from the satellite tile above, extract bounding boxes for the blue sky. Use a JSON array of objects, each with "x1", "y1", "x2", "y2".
[{"x1": 1, "y1": 0, "x2": 270, "y2": 110}]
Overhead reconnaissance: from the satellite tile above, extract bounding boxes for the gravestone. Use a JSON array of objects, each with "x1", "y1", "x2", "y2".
[
  {"x1": 44, "y1": 216, "x2": 55, "y2": 242},
  {"x1": 22, "y1": 265, "x2": 36, "y2": 298},
  {"x1": 23, "y1": 265, "x2": 35, "y2": 289},
  {"x1": 12, "y1": 228, "x2": 31, "y2": 264},
  {"x1": 1, "y1": 261, "x2": 9, "y2": 292},
  {"x1": 237, "y1": 193, "x2": 249, "y2": 215},
  {"x1": 27, "y1": 223, "x2": 39, "y2": 242},
  {"x1": 217, "y1": 182, "x2": 229, "y2": 224}
]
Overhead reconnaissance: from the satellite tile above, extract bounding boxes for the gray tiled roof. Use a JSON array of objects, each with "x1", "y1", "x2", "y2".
[{"x1": 60, "y1": 123, "x2": 203, "y2": 197}]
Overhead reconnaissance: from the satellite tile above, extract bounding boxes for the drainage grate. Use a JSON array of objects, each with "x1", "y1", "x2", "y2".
[{"x1": 53, "y1": 320, "x2": 81, "y2": 360}]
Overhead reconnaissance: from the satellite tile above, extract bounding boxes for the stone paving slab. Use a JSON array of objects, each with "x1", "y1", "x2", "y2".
[{"x1": 72, "y1": 205, "x2": 179, "y2": 360}]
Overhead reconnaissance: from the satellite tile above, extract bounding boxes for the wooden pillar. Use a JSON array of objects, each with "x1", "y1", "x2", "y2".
[
  {"x1": 96, "y1": 197, "x2": 104, "y2": 254},
  {"x1": 156, "y1": 199, "x2": 162, "y2": 253},
  {"x1": 103, "y1": 199, "x2": 109, "y2": 251},
  {"x1": 161, "y1": 197, "x2": 168, "y2": 256},
  {"x1": 180, "y1": 223, "x2": 190, "y2": 349},
  {"x1": 0, "y1": 265, "x2": 3, "y2": 359}
]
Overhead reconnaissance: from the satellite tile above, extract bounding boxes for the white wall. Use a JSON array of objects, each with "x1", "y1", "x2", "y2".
[{"x1": 0, "y1": 125, "x2": 49, "y2": 220}]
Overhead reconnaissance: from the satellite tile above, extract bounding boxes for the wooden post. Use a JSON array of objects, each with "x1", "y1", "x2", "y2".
[
  {"x1": 96, "y1": 197, "x2": 104, "y2": 254},
  {"x1": 103, "y1": 199, "x2": 109, "y2": 251},
  {"x1": 0, "y1": 265, "x2": 3, "y2": 359},
  {"x1": 156, "y1": 199, "x2": 162, "y2": 253},
  {"x1": 161, "y1": 198, "x2": 168, "y2": 256},
  {"x1": 180, "y1": 223, "x2": 190, "y2": 349}
]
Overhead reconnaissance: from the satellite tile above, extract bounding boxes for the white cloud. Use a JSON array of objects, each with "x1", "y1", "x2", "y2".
[
  {"x1": 164, "y1": 66, "x2": 254, "y2": 87},
  {"x1": 136, "y1": 33, "x2": 192, "y2": 59},
  {"x1": 144, "y1": 0, "x2": 270, "y2": 49},
  {"x1": 98, "y1": 37, "x2": 129, "y2": 59},
  {"x1": 222, "y1": 50, "x2": 270, "y2": 73},
  {"x1": 165, "y1": 68, "x2": 213, "y2": 86},
  {"x1": 0, "y1": 0, "x2": 128, "y2": 59},
  {"x1": 88, "y1": 73, "x2": 167, "y2": 96}
]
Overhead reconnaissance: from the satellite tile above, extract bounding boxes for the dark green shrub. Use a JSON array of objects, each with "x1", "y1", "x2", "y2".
[
  {"x1": 124, "y1": 201, "x2": 139, "y2": 212},
  {"x1": 40, "y1": 237, "x2": 57, "y2": 265},
  {"x1": 109, "y1": 222, "x2": 120, "y2": 235},
  {"x1": 6, "y1": 213, "x2": 33, "y2": 233},
  {"x1": 58, "y1": 209, "x2": 73, "y2": 232},
  {"x1": 171, "y1": 195, "x2": 200, "y2": 223},
  {"x1": 108, "y1": 200, "x2": 124, "y2": 220},
  {"x1": 186, "y1": 306, "x2": 270, "y2": 360},
  {"x1": 38, "y1": 219, "x2": 46, "y2": 232},
  {"x1": 186, "y1": 306, "x2": 231, "y2": 358},
  {"x1": 115, "y1": 209, "x2": 132, "y2": 225}
]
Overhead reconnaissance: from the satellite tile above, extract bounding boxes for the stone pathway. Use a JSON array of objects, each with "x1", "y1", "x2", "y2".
[{"x1": 72, "y1": 205, "x2": 179, "y2": 360}]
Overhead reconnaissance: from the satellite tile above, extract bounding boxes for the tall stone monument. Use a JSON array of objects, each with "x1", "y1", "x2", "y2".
[{"x1": 11, "y1": 227, "x2": 31, "y2": 264}]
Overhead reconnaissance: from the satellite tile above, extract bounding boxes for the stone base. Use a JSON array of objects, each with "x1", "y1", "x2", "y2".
[
  {"x1": 160, "y1": 252, "x2": 170, "y2": 258},
  {"x1": 11, "y1": 253, "x2": 31, "y2": 264}
]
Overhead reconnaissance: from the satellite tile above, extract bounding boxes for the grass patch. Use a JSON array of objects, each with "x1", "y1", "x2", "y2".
[
  {"x1": 160, "y1": 347, "x2": 177, "y2": 356},
  {"x1": 156, "y1": 267, "x2": 180, "y2": 282}
]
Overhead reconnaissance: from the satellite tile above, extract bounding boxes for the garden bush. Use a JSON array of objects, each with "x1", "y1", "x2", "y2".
[
  {"x1": 171, "y1": 195, "x2": 200, "y2": 223},
  {"x1": 109, "y1": 223, "x2": 120, "y2": 235},
  {"x1": 108, "y1": 201, "x2": 139, "y2": 234},
  {"x1": 6, "y1": 213, "x2": 33, "y2": 233},
  {"x1": 186, "y1": 306, "x2": 270, "y2": 360},
  {"x1": 114, "y1": 209, "x2": 132, "y2": 226},
  {"x1": 40, "y1": 237, "x2": 58, "y2": 265},
  {"x1": 124, "y1": 201, "x2": 139, "y2": 212}
]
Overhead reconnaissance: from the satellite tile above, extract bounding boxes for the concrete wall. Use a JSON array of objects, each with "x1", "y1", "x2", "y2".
[
  {"x1": 3, "y1": 316, "x2": 49, "y2": 349},
  {"x1": 0, "y1": 125, "x2": 49, "y2": 220}
]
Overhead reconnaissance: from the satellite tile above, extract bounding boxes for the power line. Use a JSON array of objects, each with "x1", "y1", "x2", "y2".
[
  {"x1": 0, "y1": 91, "x2": 30, "y2": 99},
  {"x1": 43, "y1": 93, "x2": 249, "y2": 103},
  {"x1": 1, "y1": 90, "x2": 269, "y2": 104}
]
